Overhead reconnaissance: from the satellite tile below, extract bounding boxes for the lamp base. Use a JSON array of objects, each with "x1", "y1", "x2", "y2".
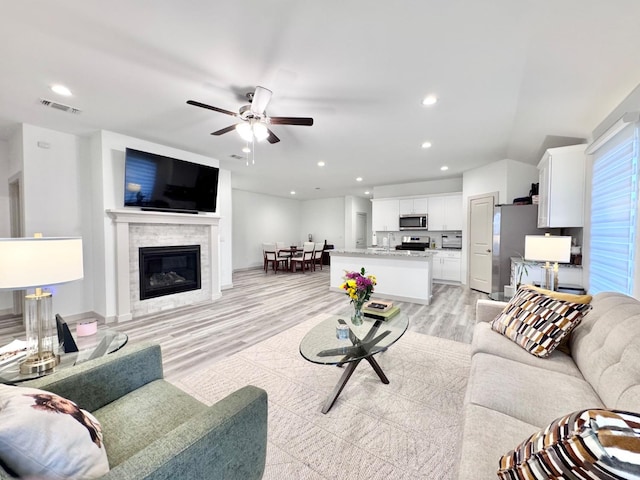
[
  {"x1": 19, "y1": 351, "x2": 59, "y2": 374},
  {"x1": 540, "y1": 265, "x2": 557, "y2": 291}
]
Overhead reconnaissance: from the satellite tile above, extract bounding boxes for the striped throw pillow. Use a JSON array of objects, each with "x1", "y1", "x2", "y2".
[
  {"x1": 498, "y1": 409, "x2": 640, "y2": 479},
  {"x1": 490, "y1": 286, "x2": 591, "y2": 358}
]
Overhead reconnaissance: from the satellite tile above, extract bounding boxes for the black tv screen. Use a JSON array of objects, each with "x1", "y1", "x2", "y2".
[{"x1": 124, "y1": 148, "x2": 219, "y2": 213}]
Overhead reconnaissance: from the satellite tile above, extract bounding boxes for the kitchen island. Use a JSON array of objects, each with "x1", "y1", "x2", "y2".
[{"x1": 330, "y1": 249, "x2": 435, "y2": 305}]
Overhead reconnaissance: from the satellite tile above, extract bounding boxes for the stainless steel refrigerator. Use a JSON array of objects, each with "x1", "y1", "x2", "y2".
[{"x1": 491, "y1": 204, "x2": 555, "y2": 293}]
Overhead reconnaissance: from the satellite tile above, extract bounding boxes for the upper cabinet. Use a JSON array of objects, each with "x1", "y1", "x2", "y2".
[
  {"x1": 372, "y1": 199, "x2": 399, "y2": 231},
  {"x1": 428, "y1": 194, "x2": 463, "y2": 231},
  {"x1": 537, "y1": 144, "x2": 586, "y2": 228},
  {"x1": 399, "y1": 197, "x2": 428, "y2": 215}
]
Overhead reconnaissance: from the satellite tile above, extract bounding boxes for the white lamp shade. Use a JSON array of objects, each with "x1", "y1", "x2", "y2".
[
  {"x1": 252, "y1": 122, "x2": 269, "y2": 141},
  {"x1": 0, "y1": 237, "x2": 84, "y2": 289},
  {"x1": 235, "y1": 122, "x2": 254, "y2": 142},
  {"x1": 524, "y1": 235, "x2": 571, "y2": 263}
]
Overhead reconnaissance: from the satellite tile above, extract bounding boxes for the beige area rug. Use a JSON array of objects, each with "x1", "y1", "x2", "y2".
[{"x1": 173, "y1": 315, "x2": 471, "y2": 480}]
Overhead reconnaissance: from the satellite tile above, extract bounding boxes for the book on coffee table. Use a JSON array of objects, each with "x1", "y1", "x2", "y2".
[
  {"x1": 363, "y1": 300, "x2": 393, "y2": 312},
  {"x1": 363, "y1": 305, "x2": 400, "y2": 320}
]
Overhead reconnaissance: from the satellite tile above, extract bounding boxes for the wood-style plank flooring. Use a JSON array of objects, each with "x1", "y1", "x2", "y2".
[{"x1": 0, "y1": 267, "x2": 485, "y2": 382}]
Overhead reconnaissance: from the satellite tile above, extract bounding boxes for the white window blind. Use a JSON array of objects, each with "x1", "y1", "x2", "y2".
[{"x1": 589, "y1": 123, "x2": 638, "y2": 295}]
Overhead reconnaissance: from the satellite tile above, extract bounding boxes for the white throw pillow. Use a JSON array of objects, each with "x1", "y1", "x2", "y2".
[{"x1": 0, "y1": 384, "x2": 109, "y2": 479}]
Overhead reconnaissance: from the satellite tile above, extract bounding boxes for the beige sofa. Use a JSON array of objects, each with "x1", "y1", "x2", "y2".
[{"x1": 457, "y1": 291, "x2": 640, "y2": 479}]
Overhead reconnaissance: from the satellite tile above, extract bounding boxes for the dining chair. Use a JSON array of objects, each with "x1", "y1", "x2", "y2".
[
  {"x1": 262, "y1": 243, "x2": 288, "y2": 273},
  {"x1": 276, "y1": 241, "x2": 291, "y2": 260},
  {"x1": 291, "y1": 242, "x2": 315, "y2": 273},
  {"x1": 312, "y1": 242, "x2": 324, "y2": 270}
]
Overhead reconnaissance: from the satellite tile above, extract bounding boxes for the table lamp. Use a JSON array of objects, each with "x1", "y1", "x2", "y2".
[
  {"x1": 524, "y1": 234, "x2": 571, "y2": 291},
  {"x1": 0, "y1": 236, "x2": 84, "y2": 373}
]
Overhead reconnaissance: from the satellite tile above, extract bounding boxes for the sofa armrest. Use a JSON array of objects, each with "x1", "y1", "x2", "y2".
[
  {"x1": 476, "y1": 299, "x2": 508, "y2": 323},
  {"x1": 23, "y1": 343, "x2": 163, "y2": 412},
  {"x1": 103, "y1": 385, "x2": 268, "y2": 480}
]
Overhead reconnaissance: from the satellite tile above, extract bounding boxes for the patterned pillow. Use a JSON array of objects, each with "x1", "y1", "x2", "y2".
[
  {"x1": 498, "y1": 409, "x2": 640, "y2": 479},
  {"x1": 490, "y1": 285, "x2": 592, "y2": 358},
  {"x1": 0, "y1": 384, "x2": 109, "y2": 479}
]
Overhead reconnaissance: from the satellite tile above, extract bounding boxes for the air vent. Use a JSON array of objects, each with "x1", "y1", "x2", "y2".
[
  {"x1": 38, "y1": 98, "x2": 82, "y2": 114},
  {"x1": 229, "y1": 154, "x2": 244, "y2": 160}
]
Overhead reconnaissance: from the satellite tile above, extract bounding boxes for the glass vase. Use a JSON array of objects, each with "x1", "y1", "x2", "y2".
[{"x1": 351, "y1": 303, "x2": 364, "y2": 325}]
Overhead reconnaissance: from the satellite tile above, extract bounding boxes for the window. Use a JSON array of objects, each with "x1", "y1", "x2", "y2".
[{"x1": 589, "y1": 123, "x2": 638, "y2": 295}]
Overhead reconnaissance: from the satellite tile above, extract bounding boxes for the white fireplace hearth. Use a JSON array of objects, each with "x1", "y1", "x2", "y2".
[{"x1": 107, "y1": 209, "x2": 221, "y2": 321}]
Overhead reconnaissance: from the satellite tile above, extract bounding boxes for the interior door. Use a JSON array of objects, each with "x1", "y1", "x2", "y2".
[
  {"x1": 468, "y1": 193, "x2": 496, "y2": 293},
  {"x1": 355, "y1": 212, "x2": 366, "y2": 248}
]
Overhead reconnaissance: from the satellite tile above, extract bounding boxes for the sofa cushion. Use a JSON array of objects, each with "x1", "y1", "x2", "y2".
[
  {"x1": 471, "y1": 322, "x2": 583, "y2": 378},
  {"x1": 571, "y1": 292, "x2": 640, "y2": 411},
  {"x1": 498, "y1": 409, "x2": 640, "y2": 479},
  {"x1": 490, "y1": 286, "x2": 592, "y2": 358},
  {"x1": 457, "y1": 404, "x2": 540, "y2": 480},
  {"x1": 466, "y1": 353, "x2": 604, "y2": 427},
  {"x1": 93, "y1": 379, "x2": 207, "y2": 467},
  {"x1": 0, "y1": 384, "x2": 109, "y2": 479}
]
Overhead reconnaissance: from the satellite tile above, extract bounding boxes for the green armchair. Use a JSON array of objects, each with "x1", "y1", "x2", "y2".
[{"x1": 1, "y1": 343, "x2": 267, "y2": 479}]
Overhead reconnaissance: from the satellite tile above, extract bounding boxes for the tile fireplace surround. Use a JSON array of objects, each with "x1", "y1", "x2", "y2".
[{"x1": 107, "y1": 209, "x2": 221, "y2": 321}]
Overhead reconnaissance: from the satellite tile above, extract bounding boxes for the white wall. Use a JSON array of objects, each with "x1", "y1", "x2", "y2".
[
  {"x1": 18, "y1": 124, "x2": 94, "y2": 317},
  {"x1": 301, "y1": 197, "x2": 346, "y2": 248},
  {"x1": 232, "y1": 189, "x2": 302, "y2": 270},
  {"x1": 217, "y1": 169, "x2": 233, "y2": 289},
  {"x1": 373, "y1": 178, "x2": 463, "y2": 199},
  {"x1": 461, "y1": 158, "x2": 539, "y2": 285}
]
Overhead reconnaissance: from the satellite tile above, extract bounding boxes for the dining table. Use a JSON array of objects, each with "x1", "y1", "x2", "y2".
[{"x1": 278, "y1": 246, "x2": 302, "y2": 271}]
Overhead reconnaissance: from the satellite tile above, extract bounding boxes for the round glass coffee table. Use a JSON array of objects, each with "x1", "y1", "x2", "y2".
[
  {"x1": 0, "y1": 327, "x2": 128, "y2": 383},
  {"x1": 300, "y1": 310, "x2": 409, "y2": 413}
]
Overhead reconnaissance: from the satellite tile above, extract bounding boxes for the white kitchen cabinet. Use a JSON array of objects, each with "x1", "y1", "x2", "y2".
[
  {"x1": 372, "y1": 199, "x2": 399, "y2": 231},
  {"x1": 428, "y1": 194, "x2": 463, "y2": 231},
  {"x1": 537, "y1": 144, "x2": 586, "y2": 228},
  {"x1": 432, "y1": 250, "x2": 461, "y2": 282},
  {"x1": 399, "y1": 197, "x2": 428, "y2": 215}
]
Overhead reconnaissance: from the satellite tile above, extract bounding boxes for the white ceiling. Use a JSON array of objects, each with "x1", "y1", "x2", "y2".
[{"x1": 2, "y1": 1, "x2": 640, "y2": 200}]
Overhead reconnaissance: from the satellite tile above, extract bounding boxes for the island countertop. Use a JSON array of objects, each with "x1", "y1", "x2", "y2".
[
  {"x1": 330, "y1": 249, "x2": 434, "y2": 305},
  {"x1": 331, "y1": 248, "x2": 435, "y2": 259}
]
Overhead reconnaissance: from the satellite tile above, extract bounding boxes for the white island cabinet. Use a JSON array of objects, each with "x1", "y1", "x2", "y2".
[{"x1": 330, "y1": 249, "x2": 434, "y2": 305}]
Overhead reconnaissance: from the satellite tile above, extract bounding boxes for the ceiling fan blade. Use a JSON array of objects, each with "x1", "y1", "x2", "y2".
[
  {"x1": 250, "y1": 86, "x2": 272, "y2": 115},
  {"x1": 187, "y1": 100, "x2": 238, "y2": 117},
  {"x1": 268, "y1": 116, "x2": 314, "y2": 126},
  {"x1": 266, "y1": 128, "x2": 280, "y2": 144},
  {"x1": 211, "y1": 124, "x2": 238, "y2": 136}
]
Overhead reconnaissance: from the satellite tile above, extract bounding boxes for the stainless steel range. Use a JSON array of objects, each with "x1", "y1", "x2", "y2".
[{"x1": 395, "y1": 235, "x2": 430, "y2": 251}]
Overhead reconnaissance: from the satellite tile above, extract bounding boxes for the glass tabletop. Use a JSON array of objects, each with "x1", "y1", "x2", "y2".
[
  {"x1": 0, "y1": 327, "x2": 128, "y2": 383},
  {"x1": 299, "y1": 309, "x2": 409, "y2": 365}
]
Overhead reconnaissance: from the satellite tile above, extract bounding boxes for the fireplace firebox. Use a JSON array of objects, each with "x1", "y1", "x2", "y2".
[{"x1": 139, "y1": 245, "x2": 201, "y2": 300}]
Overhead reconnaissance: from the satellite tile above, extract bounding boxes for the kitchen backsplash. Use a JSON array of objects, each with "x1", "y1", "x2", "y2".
[{"x1": 373, "y1": 230, "x2": 462, "y2": 248}]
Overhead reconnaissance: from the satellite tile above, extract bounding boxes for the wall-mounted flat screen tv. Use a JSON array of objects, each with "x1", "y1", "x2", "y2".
[{"x1": 124, "y1": 148, "x2": 219, "y2": 213}]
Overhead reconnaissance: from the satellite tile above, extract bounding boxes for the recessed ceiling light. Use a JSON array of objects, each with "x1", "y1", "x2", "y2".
[
  {"x1": 421, "y1": 141, "x2": 432, "y2": 149},
  {"x1": 422, "y1": 95, "x2": 438, "y2": 106},
  {"x1": 51, "y1": 84, "x2": 72, "y2": 96},
  {"x1": 364, "y1": 191, "x2": 370, "y2": 195},
  {"x1": 356, "y1": 177, "x2": 363, "y2": 182},
  {"x1": 317, "y1": 161, "x2": 325, "y2": 167},
  {"x1": 242, "y1": 147, "x2": 251, "y2": 153},
  {"x1": 290, "y1": 190, "x2": 296, "y2": 195},
  {"x1": 440, "y1": 165, "x2": 449, "y2": 171}
]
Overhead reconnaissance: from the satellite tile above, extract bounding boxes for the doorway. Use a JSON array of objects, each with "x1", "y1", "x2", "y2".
[
  {"x1": 355, "y1": 212, "x2": 367, "y2": 248},
  {"x1": 9, "y1": 175, "x2": 24, "y2": 315},
  {"x1": 468, "y1": 192, "x2": 497, "y2": 293}
]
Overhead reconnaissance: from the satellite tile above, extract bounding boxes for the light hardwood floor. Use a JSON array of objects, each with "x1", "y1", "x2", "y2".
[{"x1": 0, "y1": 268, "x2": 485, "y2": 382}]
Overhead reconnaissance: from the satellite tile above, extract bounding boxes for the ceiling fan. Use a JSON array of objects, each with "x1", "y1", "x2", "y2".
[{"x1": 187, "y1": 86, "x2": 313, "y2": 144}]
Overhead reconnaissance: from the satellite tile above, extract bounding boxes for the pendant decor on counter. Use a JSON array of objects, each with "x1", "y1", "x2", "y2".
[{"x1": 340, "y1": 267, "x2": 376, "y2": 327}]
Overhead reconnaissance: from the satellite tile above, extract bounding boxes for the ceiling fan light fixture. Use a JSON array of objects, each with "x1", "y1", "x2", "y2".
[
  {"x1": 236, "y1": 122, "x2": 254, "y2": 142},
  {"x1": 252, "y1": 122, "x2": 269, "y2": 142}
]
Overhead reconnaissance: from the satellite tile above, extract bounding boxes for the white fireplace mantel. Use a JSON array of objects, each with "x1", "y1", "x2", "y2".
[{"x1": 106, "y1": 209, "x2": 221, "y2": 321}]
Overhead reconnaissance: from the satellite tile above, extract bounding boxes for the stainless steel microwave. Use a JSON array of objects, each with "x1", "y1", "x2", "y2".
[{"x1": 399, "y1": 214, "x2": 428, "y2": 230}]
